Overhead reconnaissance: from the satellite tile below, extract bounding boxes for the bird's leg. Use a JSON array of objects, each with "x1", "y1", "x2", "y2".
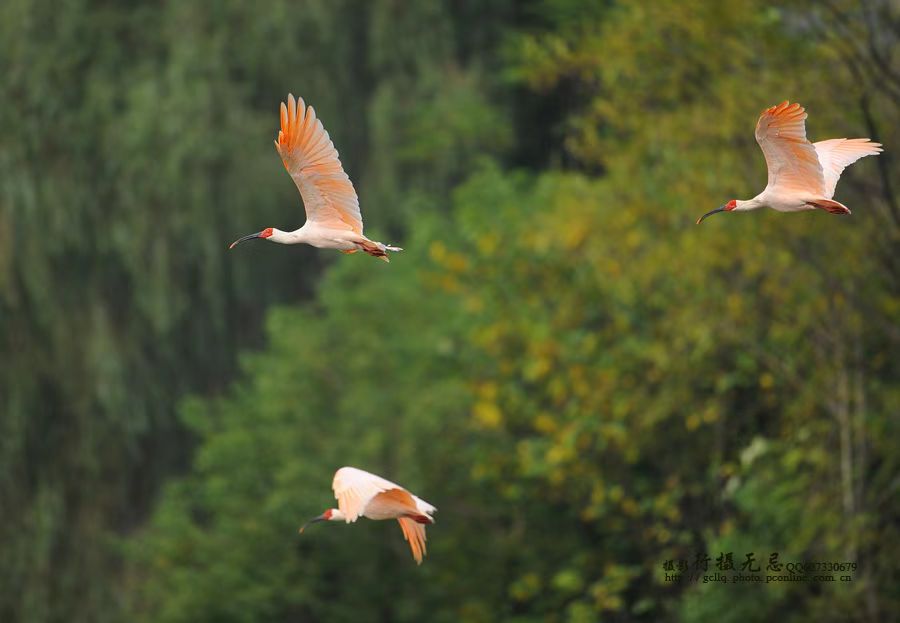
[
  {"x1": 808, "y1": 198, "x2": 851, "y2": 215},
  {"x1": 354, "y1": 239, "x2": 391, "y2": 262}
]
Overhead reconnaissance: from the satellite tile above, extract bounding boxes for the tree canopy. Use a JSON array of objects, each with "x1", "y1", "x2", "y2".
[{"x1": 1, "y1": 1, "x2": 897, "y2": 622}]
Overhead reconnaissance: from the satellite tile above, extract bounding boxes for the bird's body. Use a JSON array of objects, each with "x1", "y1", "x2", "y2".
[
  {"x1": 300, "y1": 467, "x2": 436, "y2": 564},
  {"x1": 230, "y1": 94, "x2": 401, "y2": 261},
  {"x1": 698, "y1": 101, "x2": 882, "y2": 223},
  {"x1": 265, "y1": 222, "x2": 372, "y2": 251}
]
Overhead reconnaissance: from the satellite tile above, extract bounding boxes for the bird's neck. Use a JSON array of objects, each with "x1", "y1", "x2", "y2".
[
  {"x1": 270, "y1": 227, "x2": 306, "y2": 245},
  {"x1": 735, "y1": 197, "x2": 765, "y2": 212}
]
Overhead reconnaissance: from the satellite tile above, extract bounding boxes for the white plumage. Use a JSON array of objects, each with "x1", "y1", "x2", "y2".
[
  {"x1": 300, "y1": 466, "x2": 436, "y2": 564},
  {"x1": 697, "y1": 101, "x2": 882, "y2": 223}
]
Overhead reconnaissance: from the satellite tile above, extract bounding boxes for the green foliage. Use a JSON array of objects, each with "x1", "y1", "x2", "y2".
[
  {"x1": 3, "y1": 0, "x2": 898, "y2": 621},
  {"x1": 131, "y1": 142, "x2": 897, "y2": 619},
  {"x1": 0, "y1": 1, "x2": 512, "y2": 621},
  {"x1": 129, "y1": 220, "x2": 472, "y2": 622}
]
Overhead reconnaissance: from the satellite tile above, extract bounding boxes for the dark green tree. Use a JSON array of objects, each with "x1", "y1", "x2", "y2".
[{"x1": 0, "y1": 1, "x2": 513, "y2": 620}]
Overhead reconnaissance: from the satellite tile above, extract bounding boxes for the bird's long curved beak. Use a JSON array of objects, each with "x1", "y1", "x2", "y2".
[
  {"x1": 298, "y1": 514, "x2": 327, "y2": 534},
  {"x1": 229, "y1": 231, "x2": 263, "y2": 249},
  {"x1": 696, "y1": 205, "x2": 727, "y2": 225}
]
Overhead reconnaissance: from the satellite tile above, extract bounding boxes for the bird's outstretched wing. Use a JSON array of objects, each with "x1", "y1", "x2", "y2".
[
  {"x1": 274, "y1": 94, "x2": 363, "y2": 234},
  {"x1": 332, "y1": 466, "x2": 408, "y2": 522},
  {"x1": 813, "y1": 138, "x2": 883, "y2": 199},
  {"x1": 397, "y1": 517, "x2": 428, "y2": 565},
  {"x1": 755, "y1": 101, "x2": 825, "y2": 195}
]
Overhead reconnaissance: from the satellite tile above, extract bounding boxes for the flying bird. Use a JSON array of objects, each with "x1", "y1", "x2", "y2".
[
  {"x1": 230, "y1": 94, "x2": 401, "y2": 261},
  {"x1": 300, "y1": 466, "x2": 437, "y2": 565},
  {"x1": 697, "y1": 101, "x2": 882, "y2": 224}
]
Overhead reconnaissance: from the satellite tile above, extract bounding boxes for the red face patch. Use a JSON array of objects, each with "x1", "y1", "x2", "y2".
[
  {"x1": 322, "y1": 509, "x2": 333, "y2": 520},
  {"x1": 260, "y1": 227, "x2": 274, "y2": 239},
  {"x1": 725, "y1": 200, "x2": 737, "y2": 211}
]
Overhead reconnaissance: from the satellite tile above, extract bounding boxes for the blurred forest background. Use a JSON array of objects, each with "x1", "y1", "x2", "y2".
[{"x1": 1, "y1": 0, "x2": 898, "y2": 622}]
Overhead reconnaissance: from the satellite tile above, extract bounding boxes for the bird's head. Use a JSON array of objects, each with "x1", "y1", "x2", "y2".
[
  {"x1": 299, "y1": 508, "x2": 344, "y2": 533},
  {"x1": 696, "y1": 199, "x2": 738, "y2": 224},
  {"x1": 229, "y1": 227, "x2": 275, "y2": 249}
]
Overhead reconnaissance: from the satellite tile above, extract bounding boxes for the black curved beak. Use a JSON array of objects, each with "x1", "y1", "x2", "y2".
[
  {"x1": 229, "y1": 231, "x2": 263, "y2": 249},
  {"x1": 299, "y1": 514, "x2": 326, "y2": 534},
  {"x1": 696, "y1": 205, "x2": 727, "y2": 225}
]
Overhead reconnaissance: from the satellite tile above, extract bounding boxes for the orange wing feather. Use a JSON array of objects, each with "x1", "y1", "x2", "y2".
[
  {"x1": 332, "y1": 467, "x2": 408, "y2": 522},
  {"x1": 275, "y1": 94, "x2": 363, "y2": 234},
  {"x1": 754, "y1": 101, "x2": 825, "y2": 195},
  {"x1": 397, "y1": 517, "x2": 428, "y2": 564},
  {"x1": 372, "y1": 488, "x2": 421, "y2": 513}
]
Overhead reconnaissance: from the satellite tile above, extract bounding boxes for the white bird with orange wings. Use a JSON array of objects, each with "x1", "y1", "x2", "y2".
[
  {"x1": 697, "y1": 101, "x2": 882, "y2": 223},
  {"x1": 230, "y1": 94, "x2": 401, "y2": 261},
  {"x1": 300, "y1": 467, "x2": 437, "y2": 565}
]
